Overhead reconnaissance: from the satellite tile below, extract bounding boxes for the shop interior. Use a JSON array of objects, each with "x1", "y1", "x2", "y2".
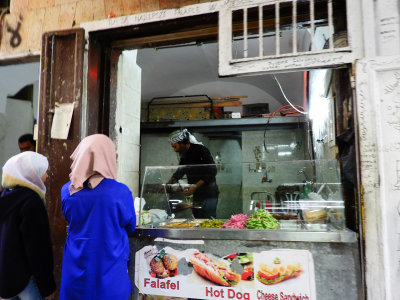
[
  {"x1": 107, "y1": 1, "x2": 356, "y2": 231},
  {"x1": 134, "y1": 39, "x2": 355, "y2": 231}
]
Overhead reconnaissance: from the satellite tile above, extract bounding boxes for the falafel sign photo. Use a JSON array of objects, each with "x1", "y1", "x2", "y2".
[{"x1": 135, "y1": 246, "x2": 316, "y2": 300}]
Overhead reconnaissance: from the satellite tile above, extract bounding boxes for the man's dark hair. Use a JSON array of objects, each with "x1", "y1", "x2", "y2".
[
  {"x1": 179, "y1": 130, "x2": 190, "y2": 144},
  {"x1": 18, "y1": 133, "x2": 36, "y2": 146}
]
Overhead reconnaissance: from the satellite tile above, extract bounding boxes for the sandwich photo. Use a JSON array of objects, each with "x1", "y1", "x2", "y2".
[
  {"x1": 149, "y1": 249, "x2": 179, "y2": 278},
  {"x1": 256, "y1": 257, "x2": 303, "y2": 285},
  {"x1": 188, "y1": 251, "x2": 241, "y2": 287}
]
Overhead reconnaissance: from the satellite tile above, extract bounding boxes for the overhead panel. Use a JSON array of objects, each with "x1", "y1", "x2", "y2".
[{"x1": 219, "y1": 0, "x2": 363, "y2": 76}]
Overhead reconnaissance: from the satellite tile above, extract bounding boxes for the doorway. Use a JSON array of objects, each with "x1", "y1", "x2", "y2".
[{"x1": 106, "y1": 22, "x2": 355, "y2": 228}]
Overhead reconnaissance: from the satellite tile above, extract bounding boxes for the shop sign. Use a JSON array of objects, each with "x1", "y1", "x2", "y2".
[{"x1": 135, "y1": 247, "x2": 316, "y2": 300}]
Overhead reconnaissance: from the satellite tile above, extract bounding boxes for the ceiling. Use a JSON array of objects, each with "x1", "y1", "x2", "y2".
[
  {"x1": 136, "y1": 38, "x2": 307, "y2": 115},
  {"x1": 109, "y1": 1, "x2": 345, "y2": 116}
]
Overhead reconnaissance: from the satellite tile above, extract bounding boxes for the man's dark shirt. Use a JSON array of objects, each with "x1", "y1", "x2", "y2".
[{"x1": 172, "y1": 143, "x2": 217, "y2": 185}]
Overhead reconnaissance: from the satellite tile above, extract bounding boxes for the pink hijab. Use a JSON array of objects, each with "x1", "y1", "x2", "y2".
[{"x1": 69, "y1": 134, "x2": 117, "y2": 195}]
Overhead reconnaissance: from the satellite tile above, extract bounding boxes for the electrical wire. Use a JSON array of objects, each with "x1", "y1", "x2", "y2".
[
  {"x1": 262, "y1": 73, "x2": 309, "y2": 154},
  {"x1": 273, "y1": 74, "x2": 309, "y2": 115},
  {"x1": 263, "y1": 104, "x2": 307, "y2": 153}
]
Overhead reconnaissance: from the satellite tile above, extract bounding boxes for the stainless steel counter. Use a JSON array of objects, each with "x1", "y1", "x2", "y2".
[{"x1": 132, "y1": 227, "x2": 357, "y2": 243}]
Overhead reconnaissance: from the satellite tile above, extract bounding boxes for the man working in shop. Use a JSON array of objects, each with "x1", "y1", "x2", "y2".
[
  {"x1": 18, "y1": 133, "x2": 36, "y2": 152},
  {"x1": 166, "y1": 129, "x2": 219, "y2": 218}
]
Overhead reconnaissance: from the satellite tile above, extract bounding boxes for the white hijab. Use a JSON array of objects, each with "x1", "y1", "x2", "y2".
[
  {"x1": 168, "y1": 129, "x2": 203, "y2": 145},
  {"x1": 2, "y1": 151, "x2": 48, "y2": 199}
]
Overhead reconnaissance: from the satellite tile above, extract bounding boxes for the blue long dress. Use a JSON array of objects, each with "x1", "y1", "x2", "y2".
[{"x1": 59, "y1": 179, "x2": 136, "y2": 300}]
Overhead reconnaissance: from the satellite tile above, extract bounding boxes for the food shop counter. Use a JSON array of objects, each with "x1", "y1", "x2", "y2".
[
  {"x1": 132, "y1": 225, "x2": 357, "y2": 243},
  {"x1": 129, "y1": 229, "x2": 361, "y2": 300},
  {"x1": 130, "y1": 160, "x2": 362, "y2": 300}
]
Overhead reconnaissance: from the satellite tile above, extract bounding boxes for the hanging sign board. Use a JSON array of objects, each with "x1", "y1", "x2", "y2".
[
  {"x1": 50, "y1": 102, "x2": 74, "y2": 139},
  {"x1": 135, "y1": 246, "x2": 316, "y2": 300}
]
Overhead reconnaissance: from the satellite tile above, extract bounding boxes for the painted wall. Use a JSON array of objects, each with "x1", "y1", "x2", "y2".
[
  {"x1": 0, "y1": 98, "x2": 34, "y2": 179},
  {"x1": 0, "y1": 62, "x2": 39, "y2": 179},
  {"x1": 0, "y1": 62, "x2": 39, "y2": 114},
  {"x1": 0, "y1": 0, "x2": 219, "y2": 57}
]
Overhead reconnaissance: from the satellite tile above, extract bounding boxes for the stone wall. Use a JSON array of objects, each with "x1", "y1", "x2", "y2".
[{"x1": 0, "y1": 0, "x2": 216, "y2": 58}]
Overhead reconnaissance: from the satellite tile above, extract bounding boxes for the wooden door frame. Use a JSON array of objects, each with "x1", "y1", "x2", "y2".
[{"x1": 37, "y1": 28, "x2": 85, "y2": 296}]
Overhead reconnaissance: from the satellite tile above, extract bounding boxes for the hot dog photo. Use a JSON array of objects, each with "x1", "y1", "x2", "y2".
[
  {"x1": 188, "y1": 251, "x2": 241, "y2": 287},
  {"x1": 136, "y1": 246, "x2": 316, "y2": 299}
]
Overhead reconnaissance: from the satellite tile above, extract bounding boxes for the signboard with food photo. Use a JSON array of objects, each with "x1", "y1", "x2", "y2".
[{"x1": 135, "y1": 247, "x2": 316, "y2": 300}]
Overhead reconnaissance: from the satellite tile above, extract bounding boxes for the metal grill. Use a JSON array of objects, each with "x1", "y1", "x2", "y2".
[{"x1": 230, "y1": 0, "x2": 349, "y2": 63}]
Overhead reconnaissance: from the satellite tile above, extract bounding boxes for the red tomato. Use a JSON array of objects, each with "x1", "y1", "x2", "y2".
[
  {"x1": 258, "y1": 270, "x2": 279, "y2": 280},
  {"x1": 241, "y1": 269, "x2": 253, "y2": 280},
  {"x1": 225, "y1": 253, "x2": 237, "y2": 260}
]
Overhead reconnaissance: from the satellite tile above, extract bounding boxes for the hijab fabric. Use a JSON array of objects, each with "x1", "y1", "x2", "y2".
[
  {"x1": 2, "y1": 151, "x2": 48, "y2": 199},
  {"x1": 69, "y1": 134, "x2": 117, "y2": 195}
]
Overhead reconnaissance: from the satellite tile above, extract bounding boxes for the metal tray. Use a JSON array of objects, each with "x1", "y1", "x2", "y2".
[
  {"x1": 279, "y1": 219, "x2": 302, "y2": 230},
  {"x1": 158, "y1": 221, "x2": 197, "y2": 228},
  {"x1": 156, "y1": 218, "x2": 206, "y2": 228},
  {"x1": 302, "y1": 223, "x2": 328, "y2": 231}
]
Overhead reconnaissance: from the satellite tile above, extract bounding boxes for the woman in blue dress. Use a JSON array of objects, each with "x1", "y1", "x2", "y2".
[{"x1": 60, "y1": 134, "x2": 136, "y2": 300}]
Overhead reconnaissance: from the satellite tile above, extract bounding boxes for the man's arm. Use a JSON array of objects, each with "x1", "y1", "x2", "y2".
[
  {"x1": 182, "y1": 179, "x2": 205, "y2": 196},
  {"x1": 166, "y1": 177, "x2": 178, "y2": 185}
]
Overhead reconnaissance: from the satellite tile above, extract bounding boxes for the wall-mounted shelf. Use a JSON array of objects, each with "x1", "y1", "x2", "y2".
[{"x1": 140, "y1": 116, "x2": 307, "y2": 135}]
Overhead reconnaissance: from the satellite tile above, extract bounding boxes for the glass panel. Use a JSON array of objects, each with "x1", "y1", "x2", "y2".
[
  {"x1": 278, "y1": 1, "x2": 294, "y2": 55},
  {"x1": 247, "y1": 6, "x2": 260, "y2": 58},
  {"x1": 232, "y1": 9, "x2": 244, "y2": 59},
  {"x1": 262, "y1": 4, "x2": 277, "y2": 56},
  {"x1": 139, "y1": 159, "x2": 346, "y2": 231}
]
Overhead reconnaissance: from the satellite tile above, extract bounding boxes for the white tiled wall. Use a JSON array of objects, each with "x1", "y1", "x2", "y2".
[
  {"x1": 0, "y1": 99, "x2": 34, "y2": 180},
  {"x1": 115, "y1": 50, "x2": 141, "y2": 197},
  {"x1": 242, "y1": 129, "x2": 309, "y2": 213}
]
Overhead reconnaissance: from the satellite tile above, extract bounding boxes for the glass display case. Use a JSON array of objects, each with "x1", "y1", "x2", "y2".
[{"x1": 138, "y1": 159, "x2": 346, "y2": 231}]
